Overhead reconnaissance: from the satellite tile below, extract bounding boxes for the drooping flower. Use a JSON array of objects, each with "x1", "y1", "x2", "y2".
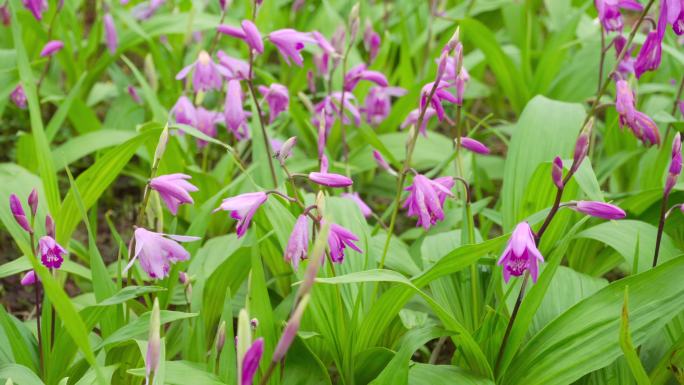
[
  {"x1": 613, "y1": 35, "x2": 636, "y2": 77},
  {"x1": 311, "y1": 31, "x2": 336, "y2": 76},
  {"x1": 128, "y1": 228, "x2": 200, "y2": 279},
  {"x1": 217, "y1": 20, "x2": 264, "y2": 53},
  {"x1": 420, "y1": 81, "x2": 458, "y2": 122},
  {"x1": 217, "y1": 51, "x2": 250, "y2": 80},
  {"x1": 498, "y1": 222, "x2": 544, "y2": 283},
  {"x1": 9, "y1": 194, "x2": 32, "y2": 233},
  {"x1": 132, "y1": 0, "x2": 165, "y2": 20},
  {"x1": 172, "y1": 95, "x2": 196, "y2": 129},
  {"x1": 362, "y1": 86, "x2": 407, "y2": 125},
  {"x1": 634, "y1": 30, "x2": 663, "y2": 78},
  {"x1": 660, "y1": 0, "x2": 684, "y2": 35},
  {"x1": 327, "y1": 222, "x2": 362, "y2": 263},
  {"x1": 214, "y1": 192, "x2": 268, "y2": 238},
  {"x1": 311, "y1": 92, "x2": 361, "y2": 133},
  {"x1": 594, "y1": 0, "x2": 644, "y2": 32},
  {"x1": 150, "y1": 174, "x2": 198, "y2": 215},
  {"x1": 38, "y1": 236, "x2": 67, "y2": 269},
  {"x1": 195, "y1": 107, "x2": 220, "y2": 148},
  {"x1": 241, "y1": 338, "x2": 264, "y2": 385},
  {"x1": 403, "y1": 174, "x2": 455, "y2": 230},
  {"x1": 459, "y1": 137, "x2": 490, "y2": 155},
  {"x1": 343, "y1": 64, "x2": 388, "y2": 92},
  {"x1": 552, "y1": 156, "x2": 564, "y2": 189},
  {"x1": 20, "y1": 270, "x2": 37, "y2": 286},
  {"x1": 342, "y1": 192, "x2": 372, "y2": 218},
  {"x1": 570, "y1": 201, "x2": 626, "y2": 219},
  {"x1": 666, "y1": 132, "x2": 682, "y2": 193},
  {"x1": 22, "y1": 0, "x2": 47, "y2": 20},
  {"x1": 268, "y1": 29, "x2": 316, "y2": 66},
  {"x1": 11, "y1": 85, "x2": 27, "y2": 109},
  {"x1": 400, "y1": 107, "x2": 438, "y2": 136},
  {"x1": 285, "y1": 215, "x2": 309, "y2": 271},
  {"x1": 176, "y1": 51, "x2": 228, "y2": 92},
  {"x1": 104, "y1": 13, "x2": 118, "y2": 54},
  {"x1": 40, "y1": 40, "x2": 64, "y2": 57},
  {"x1": 615, "y1": 80, "x2": 660, "y2": 146},
  {"x1": 363, "y1": 21, "x2": 381, "y2": 63},
  {"x1": 258, "y1": 83, "x2": 289, "y2": 123},
  {"x1": 224, "y1": 79, "x2": 250, "y2": 140},
  {"x1": 372, "y1": 150, "x2": 397, "y2": 175},
  {"x1": 309, "y1": 155, "x2": 353, "y2": 188}
]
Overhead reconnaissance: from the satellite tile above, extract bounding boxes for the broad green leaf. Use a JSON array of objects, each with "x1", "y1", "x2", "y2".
[
  {"x1": 96, "y1": 286, "x2": 167, "y2": 307},
  {"x1": 409, "y1": 363, "x2": 495, "y2": 385},
  {"x1": 0, "y1": 364, "x2": 43, "y2": 385},
  {"x1": 620, "y1": 288, "x2": 652, "y2": 385},
  {"x1": 97, "y1": 311, "x2": 197, "y2": 349}
]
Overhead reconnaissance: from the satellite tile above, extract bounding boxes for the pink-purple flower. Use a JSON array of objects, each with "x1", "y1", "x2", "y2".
[
  {"x1": 104, "y1": 13, "x2": 118, "y2": 54},
  {"x1": 20, "y1": 270, "x2": 37, "y2": 286},
  {"x1": 615, "y1": 80, "x2": 660, "y2": 146},
  {"x1": 401, "y1": 107, "x2": 438, "y2": 136},
  {"x1": 217, "y1": 51, "x2": 250, "y2": 80},
  {"x1": 241, "y1": 338, "x2": 264, "y2": 385},
  {"x1": 362, "y1": 86, "x2": 406, "y2": 125},
  {"x1": 9, "y1": 193, "x2": 32, "y2": 233},
  {"x1": 372, "y1": 150, "x2": 397, "y2": 176},
  {"x1": 132, "y1": 0, "x2": 165, "y2": 20},
  {"x1": 459, "y1": 137, "x2": 490, "y2": 155},
  {"x1": 403, "y1": 174, "x2": 455, "y2": 230},
  {"x1": 309, "y1": 155, "x2": 353, "y2": 188},
  {"x1": 570, "y1": 201, "x2": 626, "y2": 220},
  {"x1": 420, "y1": 81, "x2": 458, "y2": 122},
  {"x1": 218, "y1": 20, "x2": 264, "y2": 53},
  {"x1": 594, "y1": 0, "x2": 643, "y2": 32},
  {"x1": 364, "y1": 22, "x2": 381, "y2": 63},
  {"x1": 269, "y1": 29, "x2": 316, "y2": 66},
  {"x1": 11, "y1": 85, "x2": 26, "y2": 109},
  {"x1": 285, "y1": 215, "x2": 309, "y2": 271},
  {"x1": 38, "y1": 236, "x2": 67, "y2": 269},
  {"x1": 498, "y1": 221, "x2": 544, "y2": 283},
  {"x1": 214, "y1": 192, "x2": 268, "y2": 238},
  {"x1": 40, "y1": 40, "x2": 64, "y2": 57},
  {"x1": 258, "y1": 83, "x2": 289, "y2": 123},
  {"x1": 666, "y1": 132, "x2": 682, "y2": 193},
  {"x1": 342, "y1": 192, "x2": 372, "y2": 218},
  {"x1": 634, "y1": 30, "x2": 663, "y2": 78},
  {"x1": 343, "y1": 64, "x2": 388, "y2": 92},
  {"x1": 176, "y1": 51, "x2": 228, "y2": 92},
  {"x1": 327, "y1": 222, "x2": 362, "y2": 263},
  {"x1": 552, "y1": 156, "x2": 564, "y2": 189},
  {"x1": 150, "y1": 174, "x2": 198, "y2": 215},
  {"x1": 225, "y1": 79, "x2": 250, "y2": 140},
  {"x1": 312, "y1": 92, "x2": 361, "y2": 134},
  {"x1": 129, "y1": 228, "x2": 200, "y2": 279},
  {"x1": 195, "y1": 107, "x2": 220, "y2": 147},
  {"x1": 613, "y1": 35, "x2": 635, "y2": 77},
  {"x1": 22, "y1": 0, "x2": 47, "y2": 20},
  {"x1": 172, "y1": 95, "x2": 196, "y2": 127}
]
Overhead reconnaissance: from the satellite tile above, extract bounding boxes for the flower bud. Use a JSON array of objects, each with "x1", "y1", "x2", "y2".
[
  {"x1": 9, "y1": 194, "x2": 32, "y2": 233},
  {"x1": 571, "y1": 121, "x2": 591, "y2": 173},
  {"x1": 349, "y1": 3, "x2": 360, "y2": 42},
  {"x1": 446, "y1": 27, "x2": 460, "y2": 53},
  {"x1": 276, "y1": 136, "x2": 297, "y2": 163},
  {"x1": 179, "y1": 271, "x2": 189, "y2": 285},
  {"x1": 20, "y1": 270, "x2": 37, "y2": 286},
  {"x1": 250, "y1": 318, "x2": 259, "y2": 329},
  {"x1": 146, "y1": 298, "x2": 161, "y2": 379},
  {"x1": 552, "y1": 156, "x2": 564, "y2": 189},
  {"x1": 272, "y1": 294, "x2": 310, "y2": 362},
  {"x1": 435, "y1": 50, "x2": 448, "y2": 84},
  {"x1": 315, "y1": 191, "x2": 326, "y2": 217},
  {"x1": 45, "y1": 215, "x2": 55, "y2": 238},
  {"x1": 569, "y1": 201, "x2": 626, "y2": 220},
  {"x1": 27, "y1": 188, "x2": 38, "y2": 216},
  {"x1": 215, "y1": 321, "x2": 227, "y2": 353},
  {"x1": 154, "y1": 124, "x2": 169, "y2": 164}
]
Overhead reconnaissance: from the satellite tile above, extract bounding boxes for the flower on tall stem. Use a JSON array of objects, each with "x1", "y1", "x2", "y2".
[
  {"x1": 9, "y1": 193, "x2": 32, "y2": 233},
  {"x1": 224, "y1": 79, "x2": 251, "y2": 140},
  {"x1": 311, "y1": 92, "x2": 361, "y2": 133},
  {"x1": 175, "y1": 51, "x2": 228, "y2": 92},
  {"x1": 195, "y1": 107, "x2": 220, "y2": 148},
  {"x1": 364, "y1": 21, "x2": 381, "y2": 63},
  {"x1": 403, "y1": 174, "x2": 455, "y2": 230},
  {"x1": 309, "y1": 155, "x2": 353, "y2": 188},
  {"x1": 552, "y1": 156, "x2": 564, "y2": 189},
  {"x1": 634, "y1": 30, "x2": 663, "y2": 78},
  {"x1": 214, "y1": 192, "x2": 268, "y2": 238},
  {"x1": 217, "y1": 20, "x2": 264, "y2": 53},
  {"x1": 613, "y1": 35, "x2": 636, "y2": 77},
  {"x1": 268, "y1": 29, "x2": 316, "y2": 66},
  {"x1": 497, "y1": 221, "x2": 544, "y2": 283},
  {"x1": 343, "y1": 63, "x2": 388, "y2": 91},
  {"x1": 132, "y1": 0, "x2": 165, "y2": 20},
  {"x1": 20, "y1": 270, "x2": 37, "y2": 286},
  {"x1": 38, "y1": 236, "x2": 67, "y2": 269},
  {"x1": 342, "y1": 192, "x2": 372, "y2": 218},
  {"x1": 217, "y1": 51, "x2": 250, "y2": 80},
  {"x1": 615, "y1": 79, "x2": 660, "y2": 146},
  {"x1": 22, "y1": 0, "x2": 48, "y2": 20},
  {"x1": 104, "y1": 13, "x2": 118, "y2": 54},
  {"x1": 362, "y1": 86, "x2": 407, "y2": 125},
  {"x1": 459, "y1": 137, "x2": 490, "y2": 155},
  {"x1": 420, "y1": 81, "x2": 458, "y2": 122},
  {"x1": 666, "y1": 132, "x2": 682, "y2": 194},
  {"x1": 149, "y1": 174, "x2": 198, "y2": 215},
  {"x1": 569, "y1": 201, "x2": 626, "y2": 220},
  {"x1": 594, "y1": 0, "x2": 644, "y2": 32},
  {"x1": 285, "y1": 215, "x2": 309, "y2": 271},
  {"x1": 326, "y1": 222, "x2": 362, "y2": 263},
  {"x1": 172, "y1": 95, "x2": 197, "y2": 127},
  {"x1": 127, "y1": 228, "x2": 200, "y2": 279},
  {"x1": 258, "y1": 83, "x2": 289, "y2": 123},
  {"x1": 241, "y1": 338, "x2": 264, "y2": 385},
  {"x1": 372, "y1": 150, "x2": 396, "y2": 176},
  {"x1": 401, "y1": 107, "x2": 438, "y2": 136},
  {"x1": 40, "y1": 40, "x2": 64, "y2": 57}
]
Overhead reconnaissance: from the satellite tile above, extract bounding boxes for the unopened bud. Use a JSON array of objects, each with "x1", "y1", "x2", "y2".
[
  {"x1": 146, "y1": 299, "x2": 161, "y2": 378},
  {"x1": 27, "y1": 189, "x2": 38, "y2": 216},
  {"x1": 154, "y1": 125, "x2": 169, "y2": 164},
  {"x1": 349, "y1": 3, "x2": 360, "y2": 42},
  {"x1": 435, "y1": 51, "x2": 448, "y2": 84},
  {"x1": 216, "y1": 321, "x2": 227, "y2": 352},
  {"x1": 179, "y1": 271, "x2": 189, "y2": 285},
  {"x1": 250, "y1": 318, "x2": 259, "y2": 329},
  {"x1": 552, "y1": 156, "x2": 564, "y2": 189},
  {"x1": 45, "y1": 215, "x2": 55, "y2": 238},
  {"x1": 272, "y1": 294, "x2": 310, "y2": 362},
  {"x1": 276, "y1": 136, "x2": 297, "y2": 163},
  {"x1": 315, "y1": 191, "x2": 326, "y2": 217},
  {"x1": 20, "y1": 270, "x2": 37, "y2": 286},
  {"x1": 9, "y1": 194, "x2": 32, "y2": 234},
  {"x1": 571, "y1": 120, "x2": 592, "y2": 173},
  {"x1": 445, "y1": 27, "x2": 460, "y2": 53}
]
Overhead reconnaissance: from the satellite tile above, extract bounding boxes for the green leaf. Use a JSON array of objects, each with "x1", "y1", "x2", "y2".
[
  {"x1": 96, "y1": 286, "x2": 167, "y2": 307},
  {"x1": 126, "y1": 361, "x2": 225, "y2": 385},
  {"x1": 409, "y1": 363, "x2": 495, "y2": 385},
  {"x1": 620, "y1": 287, "x2": 652, "y2": 385},
  {"x1": 0, "y1": 364, "x2": 44, "y2": 385},
  {"x1": 52, "y1": 130, "x2": 136, "y2": 170},
  {"x1": 98, "y1": 311, "x2": 197, "y2": 349}
]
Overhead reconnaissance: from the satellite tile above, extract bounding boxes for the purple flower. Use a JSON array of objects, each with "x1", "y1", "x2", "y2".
[
  {"x1": 498, "y1": 222, "x2": 544, "y2": 283},
  {"x1": 594, "y1": 0, "x2": 643, "y2": 32},
  {"x1": 27, "y1": 188, "x2": 37, "y2": 216},
  {"x1": 11, "y1": 85, "x2": 26, "y2": 109},
  {"x1": 217, "y1": 50, "x2": 250, "y2": 80},
  {"x1": 45, "y1": 215, "x2": 55, "y2": 238},
  {"x1": 403, "y1": 174, "x2": 455, "y2": 230},
  {"x1": 128, "y1": 86, "x2": 142, "y2": 104},
  {"x1": 343, "y1": 64, "x2": 388, "y2": 92},
  {"x1": 459, "y1": 137, "x2": 490, "y2": 155},
  {"x1": 615, "y1": 80, "x2": 660, "y2": 146},
  {"x1": 22, "y1": 0, "x2": 47, "y2": 20},
  {"x1": 176, "y1": 51, "x2": 228, "y2": 92},
  {"x1": 312, "y1": 92, "x2": 361, "y2": 133},
  {"x1": 225, "y1": 79, "x2": 250, "y2": 140},
  {"x1": 39, "y1": 236, "x2": 67, "y2": 269},
  {"x1": 309, "y1": 155, "x2": 353, "y2": 188},
  {"x1": 634, "y1": 30, "x2": 663, "y2": 78},
  {"x1": 401, "y1": 107, "x2": 438, "y2": 136},
  {"x1": 104, "y1": 13, "x2": 118, "y2": 54},
  {"x1": 420, "y1": 81, "x2": 458, "y2": 122},
  {"x1": 661, "y1": 0, "x2": 683, "y2": 35},
  {"x1": 570, "y1": 201, "x2": 626, "y2": 220},
  {"x1": 342, "y1": 192, "x2": 372, "y2": 218},
  {"x1": 172, "y1": 95, "x2": 196, "y2": 127},
  {"x1": 273, "y1": 295, "x2": 309, "y2": 362},
  {"x1": 40, "y1": 40, "x2": 64, "y2": 57},
  {"x1": 241, "y1": 338, "x2": 264, "y2": 385},
  {"x1": 195, "y1": 107, "x2": 220, "y2": 147},
  {"x1": 20, "y1": 270, "x2": 37, "y2": 286},
  {"x1": 666, "y1": 132, "x2": 682, "y2": 193},
  {"x1": 372, "y1": 150, "x2": 396, "y2": 175},
  {"x1": 327, "y1": 222, "x2": 362, "y2": 263},
  {"x1": 258, "y1": 83, "x2": 289, "y2": 123},
  {"x1": 214, "y1": 192, "x2": 268, "y2": 238},
  {"x1": 128, "y1": 228, "x2": 200, "y2": 279},
  {"x1": 285, "y1": 215, "x2": 309, "y2": 270},
  {"x1": 9, "y1": 193, "x2": 32, "y2": 233},
  {"x1": 311, "y1": 31, "x2": 336, "y2": 76},
  {"x1": 362, "y1": 86, "x2": 406, "y2": 125},
  {"x1": 613, "y1": 35, "x2": 636, "y2": 77},
  {"x1": 0, "y1": 4, "x2": 10, "y2": 26},
  {"x1": 269, "y1": 29, "x2": 316, "y2": 66},
  {"x1": 150, "y1": 174, "x2": 198, "y2": 215},
  {"x1": 364, "y1": 22, "x2": 381, "y2": 63},
  {"x1": 552, "y1": 156, "x2": 564, "y2": 189},
  {"x1": 132, "y1": 0, "x2": 165, "y2": 20},
  {"x1": 218, "y1": 20, "x2": 264, "y2": 53}
]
